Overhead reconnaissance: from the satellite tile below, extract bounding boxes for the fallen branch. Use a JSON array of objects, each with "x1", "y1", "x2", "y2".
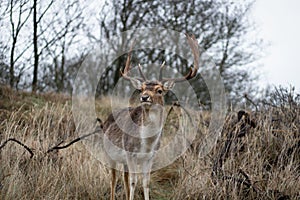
[
  {"x1": 0, "y1": 138, "x2": 34, "y2": 158},
  {"x1": 47, "y1": 130, "x2": 100, "y2": 153}
]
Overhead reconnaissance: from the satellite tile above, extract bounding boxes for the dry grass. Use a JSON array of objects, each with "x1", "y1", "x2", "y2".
[{"x1": 0, "y1": 85, "x2": 299, "y2": 199}]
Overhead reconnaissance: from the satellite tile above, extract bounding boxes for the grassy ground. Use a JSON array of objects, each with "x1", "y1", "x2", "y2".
[{"x1": 0, "y1": 85, "x2": 299, "y2": 199}]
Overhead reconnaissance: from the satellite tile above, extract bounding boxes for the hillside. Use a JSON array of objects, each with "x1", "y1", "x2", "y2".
[{"x1": 0, "y1": 85, "x2": 299, "y2": 199}]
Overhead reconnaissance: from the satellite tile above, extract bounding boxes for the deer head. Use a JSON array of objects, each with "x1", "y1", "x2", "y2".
[{"x1": 121, "y1": 34, "x2": 199, "y2": 107}]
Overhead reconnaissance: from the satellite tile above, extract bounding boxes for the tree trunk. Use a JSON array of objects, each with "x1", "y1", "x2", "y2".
[
  {"x1": 32, "y1": 0, "x2": 38, "y2": 92},
  {"x1": 58, "y1": 47, "x2": 65, "y2": 92},
  {"x1": 9, "y1": 39, "x2": 16, "y2": 88}
]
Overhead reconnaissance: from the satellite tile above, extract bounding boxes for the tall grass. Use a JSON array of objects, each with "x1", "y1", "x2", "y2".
[{"x1": 0, "y1": 85, "x2": 299, "y2": 199}]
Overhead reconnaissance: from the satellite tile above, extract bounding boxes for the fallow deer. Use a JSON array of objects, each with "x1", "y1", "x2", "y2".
[{"x1": 102, "y1": 34, "x2": 199, "y2": 200}]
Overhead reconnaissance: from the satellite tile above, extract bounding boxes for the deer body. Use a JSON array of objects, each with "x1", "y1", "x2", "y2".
[
  {"x1": 104, "y1": 105, "x2": 164, "y2": 157},
  {"x1": 102, "y1": 34, "x2": 199, "y2": 200},
  {"x1": 103, "y1": 81, "x2": 169, "y2": 200}
]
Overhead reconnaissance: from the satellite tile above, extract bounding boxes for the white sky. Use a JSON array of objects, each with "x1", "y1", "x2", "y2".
[{"x1": 252, "y1": 0, "x2": 300, "y2": 91}]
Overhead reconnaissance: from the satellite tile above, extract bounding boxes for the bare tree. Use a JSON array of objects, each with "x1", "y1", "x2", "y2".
[
  {"x1": 94, "y1": 0, "x2": 262, "y2": 104},
  {"x1": 8, "y1": 0, "x2": 32, "y2": 88},
  {"x1": 88, "y1": 0, "x2": 160, "y2": 94},
  {"x1": 32, "y1": 0, "x2": 54, "y2": 92},
  {"x1": 38, "y1": 0, "x2": 85, "y2": 92},
  {"x1": 1, "y1": 0, "x2": 262, "y2": 101},
  {"x1": 0, "y1": 2, "x2": 10, "y2": 84}
]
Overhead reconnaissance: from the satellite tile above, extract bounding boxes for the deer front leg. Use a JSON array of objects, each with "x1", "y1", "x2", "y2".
[
  {"x1": 123, "y1": 165, "x2": 130, "y2": 200},
  {"x1": 129, "y1": 172, "x2": 137, "y2": 200},
  {"x1": 142, "y1": 160, "x2": 152, "y2": 200},
  {"x1": 142, "y1": 171, "x2": 150, "y2": 200},
  {"x1": 127, "y1": 155, "x2": 138, "y2": 200},
  {"x1": 110, "y1": 168, "x2": 116, "y2": 200}
]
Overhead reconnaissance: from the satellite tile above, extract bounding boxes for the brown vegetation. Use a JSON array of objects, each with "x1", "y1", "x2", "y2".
[{"x1": 0, "y1": 85, "x2": 299, "y2": 199}]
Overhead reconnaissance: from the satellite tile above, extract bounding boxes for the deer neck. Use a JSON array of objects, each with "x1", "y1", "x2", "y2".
[
  {"x1": 137, "y1": 104, "x2": 164, "y2": 154},
  {"x1": 141, "y1": 103, "x2": 164, "y2": 128}
]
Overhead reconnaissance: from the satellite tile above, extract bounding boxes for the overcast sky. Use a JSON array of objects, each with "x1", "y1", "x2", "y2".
[{"x1": 252, "y1": 0, "x2": 300, "y2": 91}]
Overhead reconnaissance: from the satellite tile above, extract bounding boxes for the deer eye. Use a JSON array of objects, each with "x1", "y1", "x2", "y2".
[{"x1": 157, "y1": 89, "x2": 163, "y2": 94}]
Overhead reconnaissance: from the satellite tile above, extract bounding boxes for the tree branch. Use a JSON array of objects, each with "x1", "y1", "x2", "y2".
[
  {"x1": 37, "y1": 0, "x2": 54, "y2": 24},
  {"x1": 0, "y1": 138, "x2": 34, "y2": 158},
  {"x1": 47, "y1": 130, "x2": 100, "y2": 153}
]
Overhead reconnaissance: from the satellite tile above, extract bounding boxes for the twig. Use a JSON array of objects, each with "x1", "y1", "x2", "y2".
[
  {"x1": 96, "y1": 117, "x2": 103, "y2": 128},
  {"x1": 244, "y1": 94, "x2": 258, "y2": 112},
  {"x1": 47, "y1": 130, "x2": 99, "y2": 153},
  {"x1": 166, "y1": 105, "x2": 174, "y2": 119},
  {"x1": 0, "y1": 138, "x2": 34, "y2": 158}
]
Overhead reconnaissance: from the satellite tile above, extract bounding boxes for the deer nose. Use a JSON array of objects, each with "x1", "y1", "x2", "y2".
[{"x1": 141, "y1": 95, "x2": 150, "y2": 102}]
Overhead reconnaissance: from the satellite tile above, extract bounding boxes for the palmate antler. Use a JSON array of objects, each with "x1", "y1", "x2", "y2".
[
  {"x1": 121, "y1": 33, "x2": 199, "y2": 82},
  {"x1": 159, "y1": 33, "x2": 199, "y2": 83}
]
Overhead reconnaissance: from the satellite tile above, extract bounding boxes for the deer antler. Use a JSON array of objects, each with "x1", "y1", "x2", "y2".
[
  {"x1": 121, "y1": 40, "x2": 147, "y2": 81},
  {"x1": 161, "y1": 34, "x2": 199, "y2": 83},
  {"x1": 138, "y1": 64, "x2": 147, "y2": 81},
  {"x1": 158, "y1": 61, "x2": 165, "y2": 81}
]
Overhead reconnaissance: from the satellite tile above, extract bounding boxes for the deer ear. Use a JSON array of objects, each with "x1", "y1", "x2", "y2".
[
  {"x1": 163, "y1": 81, "x2": 175, "y2": 91},
  {"x1": 130, "y1": 79, "x2": 143, "y2": 90}
]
